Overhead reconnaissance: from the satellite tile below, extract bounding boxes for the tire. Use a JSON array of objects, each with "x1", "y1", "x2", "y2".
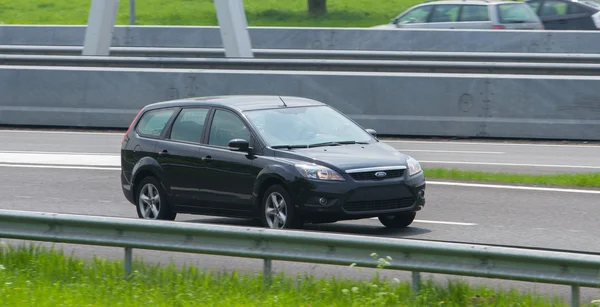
[
  {"x1": 135, "y1": 176, "x2": 177, "y2": 221},
  {"x1": 260, "y1": 185, "x2": 303, "y2": 229},
  {"x1": 378, "y1": 212, "x2": 416, "y2": 229}
]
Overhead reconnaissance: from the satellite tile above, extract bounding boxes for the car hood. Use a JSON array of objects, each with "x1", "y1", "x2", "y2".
[{"x1": 273, "y1": 142, "x2": 410, "y2": 172}]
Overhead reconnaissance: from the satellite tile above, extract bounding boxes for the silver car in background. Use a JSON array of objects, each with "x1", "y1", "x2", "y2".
[{"x1": 373, "y1": 0, "x2": 544, "y2": 30}]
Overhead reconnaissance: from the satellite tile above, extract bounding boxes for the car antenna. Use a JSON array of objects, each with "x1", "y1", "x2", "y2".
[{"x1": 278, "y1": 96, "x2": 288, "y2": 107}]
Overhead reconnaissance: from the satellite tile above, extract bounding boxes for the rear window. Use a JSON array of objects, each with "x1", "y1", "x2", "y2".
[
  {"x1": 136, "y1": 108, "x2": 176, "y2": 137},
  {"x1": 497, "y1": 3, "x2": 540, "y2": 23}
]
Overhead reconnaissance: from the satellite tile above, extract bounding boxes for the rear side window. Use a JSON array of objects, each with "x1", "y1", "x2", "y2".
[
  {"x1": 430, "y1": 4, "x2": 461, "y2": 22},
  {"x1": 460, "y1": 5, "x2": 490, "y2": 21},
  {"x1": 169, "y1": 108, "x2": 209, "y2": 143},
  {"x1": 497, "y1": 3, "x2": 540, "y2": 23},
  {"x1": 136, "y1": 108, "x2": 176, "y2": 137}
]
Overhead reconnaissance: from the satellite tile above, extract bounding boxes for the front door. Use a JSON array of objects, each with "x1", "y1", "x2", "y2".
[{"x1": 199, "y1": 108, "x2": 260, "y2": 214}]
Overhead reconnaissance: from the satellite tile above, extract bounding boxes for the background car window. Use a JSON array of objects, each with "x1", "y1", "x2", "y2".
[
  {"x1": 498, "y1": 3, "x2": 540, "y2": 23},
  {"x1": 540, "y1": 0, "x2": 588, "y2": 15},
  {"x1": 397, "y1": 6, "x2": 432, "y2": 24},
  {"x1": 208, "y1": 109, "x2": 251, "y2": 147},
  {"x1": 526, "y1": 0, "x2": 541, "y2": 13},
  {"x1": 135, "y1": 108, "x2": 176, "y2": 137},
  {"x1": 460, "y1": 5, "x2": 490, "y2": 21},
  {"x1": 430, "y1": 4, "x2": 460, "y2": 22},
  {"x1": 169, "y1": 108, "x2": 209, "y2": 143}
]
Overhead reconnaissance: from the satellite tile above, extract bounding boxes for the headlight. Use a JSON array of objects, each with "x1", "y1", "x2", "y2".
[
  {"x1": 295, "y1": 163, "x2": 345, "y2": 181},
  {"x1": 406, "y1": 156, "x2": 422, "y2": 176}
]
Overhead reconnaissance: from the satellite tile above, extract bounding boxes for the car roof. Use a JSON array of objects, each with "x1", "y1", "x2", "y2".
[
  {"x1": 144, "y1": 95, "x2": 326, "y2": 112},
  {"x1": 420, "y1": 0, "x2": 523, "y2": 5}
]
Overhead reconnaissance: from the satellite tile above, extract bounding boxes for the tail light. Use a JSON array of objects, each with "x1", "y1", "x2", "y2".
[
  {"x1": 492, "y1": 25, "x2": 506, "y2": 30},
  {"x1": 123, "y1": 109, "x2": 143, "y2": 143}
]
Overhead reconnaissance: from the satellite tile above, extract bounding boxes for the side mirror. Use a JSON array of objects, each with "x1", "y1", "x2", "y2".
[
  {"x1": 365, "y1": 129, "x2": 377, "y2": 138},
  {"x1": 228, "y1": 138, "x2": 250, "y2": 152}
]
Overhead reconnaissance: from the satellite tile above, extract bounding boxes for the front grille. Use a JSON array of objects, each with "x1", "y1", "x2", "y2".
[
  {"x1": 349, "y1": 169, "x2": 405, "y2": 181},
  {"x1": 344, "y1": 197, "x2": 415, "y2": 212}
]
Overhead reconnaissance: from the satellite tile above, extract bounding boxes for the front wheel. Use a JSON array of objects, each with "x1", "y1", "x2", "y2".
[
  {"x1": 378, "y1": 212, "x2": 416, "y2": 228},
  {"x1": 260, "y1": 185, "x2": 303, "y2": 229}
]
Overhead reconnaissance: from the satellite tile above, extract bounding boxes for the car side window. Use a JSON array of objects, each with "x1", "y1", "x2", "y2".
[
  {"x1": 539, "y1": 0, "x2": 568, "y2": 16},
  {"x1": 460, "y1": 5, "x2": 490, "y2": 21},
  {"x1": 208, "y1": 109, "x2": 251, "y2": 147},
  {"x1": 169, "y1": 108, "x2": 209, "y2": 143},
  {"x1": 430, "y1": 4, "x2": 461, "y2": 22},
  {"x1": 526, "y1": 0, "x2": 541, "y2": 13},
  {"x1": 397, "y1": 6, "x2": 433, "y2": 24},
  {"x1": 135, "y1": 108, "x2": 176, "y2": 137}
]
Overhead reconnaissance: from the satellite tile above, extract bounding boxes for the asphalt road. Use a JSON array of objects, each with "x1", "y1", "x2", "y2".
[
  {"x1": 1, "y1": 129, "x2": 600, "y2": 174},
  {"x1": 1, "y1": 128, "x2": 599, "y2": 301}
]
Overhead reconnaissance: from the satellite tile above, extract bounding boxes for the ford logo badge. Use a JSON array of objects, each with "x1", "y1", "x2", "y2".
[{"x1": 374, "y1": 171, "x2": 387, "y2": 178}]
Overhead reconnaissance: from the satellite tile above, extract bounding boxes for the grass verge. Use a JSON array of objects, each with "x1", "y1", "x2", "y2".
[
  {"x1": 0, "y1": 0, "x2": 421, "y2": 27},
  {"x1": 0, "y1": 243, "x2": 577, "y2": 307},
  {"x1": 423, "y1": 168, "x2": 600, "y2": 188}
]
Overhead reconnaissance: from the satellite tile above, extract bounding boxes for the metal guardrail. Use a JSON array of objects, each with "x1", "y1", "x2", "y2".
[
  {"x1": 2, "y1": 54, "x2": 600, "y2": 75},
  {"x1": 0, "y1": 209, "x2": 598, "y2": 307},
  {"x1": 3, "y1": 45, "x2": 600, "y2": 63}
]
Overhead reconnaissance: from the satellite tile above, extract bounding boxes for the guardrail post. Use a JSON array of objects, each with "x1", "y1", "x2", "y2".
[
  {"x1": 213, "y1": 0, "x2": 254, "y2": 58},
  {"x1": 571, "y1": 285, "x2": 580, "y2": 307},
  {"x1": 412, "y1": 271, "x2": 421, "y2": 294},
  {"x1": 124, "y1": 247, "x2": 133, "y2": 278},
  {"x1": 263, "y1": 258, "x2": 272, "y2": 285}
]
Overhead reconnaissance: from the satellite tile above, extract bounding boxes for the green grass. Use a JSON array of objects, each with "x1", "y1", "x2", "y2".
[
  {"x1": 423, "y1": 168, "x2": 600, "y2": 188},
  {"x1": 0, "y1": 0, "x2": 422, "y2": 27},
  {"x1": 0, "y1": 243, "x2": 577, "y2": 307}
]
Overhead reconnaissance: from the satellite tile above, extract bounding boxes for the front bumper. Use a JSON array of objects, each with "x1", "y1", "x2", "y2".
[{"x1": 294, "y1": 170, "x2": 426, "y2": 223}]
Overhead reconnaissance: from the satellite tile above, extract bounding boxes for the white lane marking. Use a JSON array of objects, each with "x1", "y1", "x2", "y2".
[
  {"x1": 0, "y1": 152, "x2": 120, "y2": 167},
  {"x1": 0, "y1": 150, "x2": 116, "y2": 156},
  {"x1": 369, "y1": 218, "x2": 477, "y2": 226},
  {"x1": 384, "y1": 139, "x2": 600, "y2": 148},
  {"x1": 0, "y1": 163, "x2": 120, "y2": 171},
  {"x1": 0, "y1": 129, "x2": 122, "y2": 136},
  {"x1": 398, "y1": 149, "x2": 505, "y2": 154},
  {"x1": 428, "y1": 181, "x2": 600, "y2": 194},
  {"x1": 421, "y1": 160, "x2": 600, "y2": 169}
]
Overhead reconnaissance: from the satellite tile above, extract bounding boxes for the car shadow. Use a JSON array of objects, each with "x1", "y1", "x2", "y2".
[{"x1": 180, "y1": 217, "x2": 432, "y2": 238}]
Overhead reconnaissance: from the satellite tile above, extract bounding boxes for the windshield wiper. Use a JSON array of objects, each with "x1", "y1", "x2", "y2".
[
  {"x1": 271, "y1": 144, "x2": 309, "y2": 149},
  {"x1": 308, "y1": 141, "x2": 368, "y2": 148}
]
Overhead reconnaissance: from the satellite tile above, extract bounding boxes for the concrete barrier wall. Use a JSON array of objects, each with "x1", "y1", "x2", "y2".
[
  {"x1": 0, "y1": 66, "x2": 599, "y2": 140},
  {"x1": 2, "y1": 25, "x2": 600, "y2": 53}
]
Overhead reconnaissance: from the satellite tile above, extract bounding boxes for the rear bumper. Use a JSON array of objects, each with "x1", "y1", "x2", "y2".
[{"x1": 121, "y1": 170, "x2": 135, "y2": 205}]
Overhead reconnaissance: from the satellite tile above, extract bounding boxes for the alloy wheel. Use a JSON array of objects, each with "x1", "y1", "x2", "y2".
[
  {"x1": 265, "y1": 192, "x2": 288, "y2": 228},
  {"x1": 138, "y1": 183, "x2": 161, "y2": 219}
]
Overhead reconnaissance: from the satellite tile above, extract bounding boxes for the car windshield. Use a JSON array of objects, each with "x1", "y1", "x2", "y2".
[
  {"x1": 581, "y1": 0, "x2": 600, "y2": 8},
  {"x1": 244, "y1": 105, "x2": 374, "y2": 148},
  {"x1": 497, "y1": 3, "x2": 540, "y2": 23}
]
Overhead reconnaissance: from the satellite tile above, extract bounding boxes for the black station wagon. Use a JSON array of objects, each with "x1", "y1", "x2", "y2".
[{"x1": 120, "y1": 95, "x2": 426, "y2": 229}]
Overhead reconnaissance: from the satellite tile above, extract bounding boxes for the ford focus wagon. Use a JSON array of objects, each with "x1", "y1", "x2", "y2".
[{"x1": 120, "y1": 95, "x2": 426, "y2": 229}]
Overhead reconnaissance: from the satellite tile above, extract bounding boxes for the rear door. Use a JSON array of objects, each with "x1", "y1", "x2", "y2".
[{"x1": 154, "y1": 107, "x2": 211, "y2": 209}]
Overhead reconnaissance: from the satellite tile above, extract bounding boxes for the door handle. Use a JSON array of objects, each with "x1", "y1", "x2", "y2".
[
  {"x1": 158, "y1": 150, "x2": 169, "y2": 156},
  {"x1": 203, "y1": 155, "x2": 213, "y2": 162}
]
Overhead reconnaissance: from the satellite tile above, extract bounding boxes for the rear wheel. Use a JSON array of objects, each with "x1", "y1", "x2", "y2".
[
  {"x1": 378, "y1": 212, "x2": 416, "y2": 228},
  {"x1": 135, "y1": 176, "x2": 177, "y2": 221},
  {"x1": 260, "y1": 185, "x2": 303, "y2": 229}
]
